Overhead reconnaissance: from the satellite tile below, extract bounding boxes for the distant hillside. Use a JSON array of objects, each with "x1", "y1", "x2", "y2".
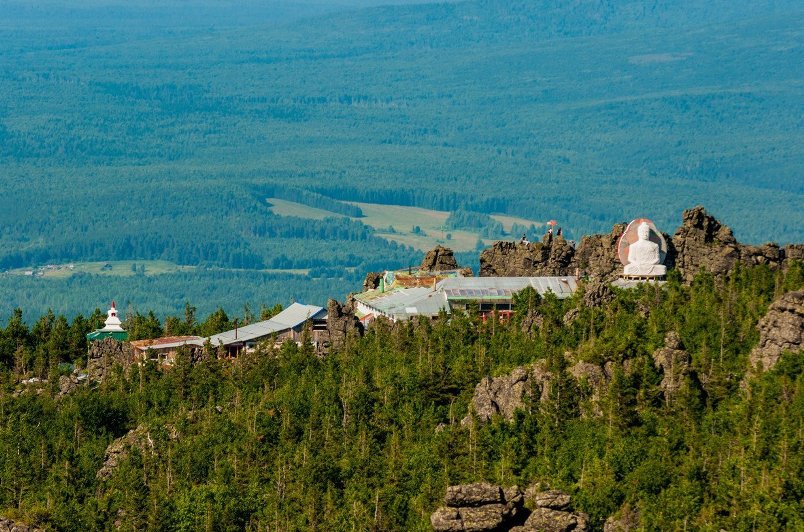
[{"x1": 0, "y1": 0, "x2": 801, "y2": 316}]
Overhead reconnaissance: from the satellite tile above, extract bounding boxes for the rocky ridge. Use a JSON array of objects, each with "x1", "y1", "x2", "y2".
[
  {"x1": 479, "y1": 206, "x2": 802, "y2": 283},
  {"x1": 464, "y1": 333, "x2": 701, "y2": 424},
  {"x1": 479, "y1": 236, "x2": 575, "y2": 278}
]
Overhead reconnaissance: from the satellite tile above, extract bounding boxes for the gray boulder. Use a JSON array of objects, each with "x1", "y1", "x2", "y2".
[
  {"x1": 445, "y1": 483, "x2": 504, "y2": 507},
  {"x1": 529, "y1": 489, "x2": 571, "y2": 510},
  {"x1": 462, "y1": 362, "x2": 551, "y2": 425},
  {"x1": 517, "y1": 507, "x2": 577, "y2": 532},
  {"x1": 748, "y1": 290, "x2": 804, "y2": 373},
  {"x1": 432, "y1": 483, "x2": 526, "y2": 532}
]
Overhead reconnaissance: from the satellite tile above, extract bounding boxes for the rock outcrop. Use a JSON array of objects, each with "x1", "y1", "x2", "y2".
[
  {"x1": 431, "y1": 483, "x2": 526, "y2": 532},
  {"x1": 0, "y1": 517, "x2": 42, "y2": 532},
  {"x1": 568, "y1": 361, "x2": 607, "y2": 417},
  {"x1": 526, "y1": 489, "x2": 570, "y2": 510},
  {"x1": 478, "y1": 227, "x2": 626, "y2": 281},
  {"x1": 513, "y1": 488, "x2": 588, "y2": 532},
  {"x1": 572, "y1": 224, "x2": 627, "y2": 282},
  {"x1": 671, "y1": 206, "x2": 743, "y2": 282},
  {"x1": 57, "y1": 374, "x2": 79, "y2": 399},
  {"x1": 362, "y1": 271, "x2": 383, "y2": 291},
  {"x1": 421, "y1": 245, "x2": 462, "y2": 272},
  {"x1": 462, "y1": 362, "x2": 551, "y2": 425},
  {"x1": 97, "y1": 425, "x2": 151, "y2": 480},
  {"x1": 432, "y1": 484, "x2": 588, "y2": 532},
  {"x1": 478, "y1": 206, "x2": 802, "y2": 284},
  {"x1": 323, "y1": 298, "x2": 364, "y2": 352},
  {"x1": 671, "y1": 206, "x2": 803, "y2": 282},
  {"x1": 582, "y1": 281, "x2": 615, "y2": 309},
  {"x1": 86, "y1": 337, "x2": 133, "y2": 382},
  {"x1": 651, "y1": 332, "x2": 692, "y2": 403},
  {"x1": 479, "y1": 238, "x2": 575, "y2": 278},
  {"x1": 748, "y1": 290, "x2": 804, "y2": 373}
]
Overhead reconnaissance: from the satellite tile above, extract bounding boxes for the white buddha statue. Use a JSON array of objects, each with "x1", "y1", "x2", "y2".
[{"x1": 624, "y1": 222, "x2": 666, "y2": 276}]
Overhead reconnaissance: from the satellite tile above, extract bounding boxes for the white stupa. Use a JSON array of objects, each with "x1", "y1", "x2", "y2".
[
  {"x1": 86, "y1": 301, "x2": 128, "y2": 341},
  {"x1": 101, "y1": 301, "x2": 124, "y2": 332}
]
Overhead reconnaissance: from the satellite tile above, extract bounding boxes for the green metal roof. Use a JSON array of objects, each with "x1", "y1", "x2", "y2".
[{"x1": 86, "y1": 330, "x2": 129, "y2": 342}]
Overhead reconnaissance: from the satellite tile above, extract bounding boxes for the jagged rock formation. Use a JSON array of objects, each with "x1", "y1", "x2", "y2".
[
  {"x1": 462, "y1": 362, "x2": 551, "y2": 425},
  {"x1": 97, "y1": 425, "x2": 151, "y2": 480},
  {"x1": 671, "y1": 206, "x2": 743, "y2": 282},
  {"x1": 0, "y1": 517, "x2": 42, "y2": 532},
  {"x1": 525, "y1": 489, "x2": 570, "y2": 510},
  {"x1": 583, "y1": 281, "x2": 615, "y2": 309},
  {"x1": 672, "y1": 206, "x2": 803, "y2": 282},
  {"x1": 362, "y1": 271, "x2": 383, "y2": 291},
  {"x1": 572, "y1": 224, "x2": 627, "y2": 282},
  {"x1": 431, "y1": 483, "x2": 525, "y2": 532},
  {"x1": 479, "y1": 230, "x2": 625, "y2": 281},
  {"x1": 748, "y1": 290, "x2": 804, "y2": 373},
  {"x1": 478, "y1": 206, "x2": 802, "y2": 283},
  {"x1": 563, "y1": 279, "x2": 616, "y2": 326},
  {"x1": 323, "y1": 298, "x2": 364, "y2": 351},
  {"x1": 514, "y1": 508, "x2": 587, "y2": 532},
  {"x1": 421, "y1": 245, "x2": 461, "y2": 271},
  {"x1": 86, "y1": 337, "x2": 133, "y2": 382},
  {"x1": 479, "y1": 238, "x2": 575, "y2": 277},
  {"x1": 651, "y1": 332, "x2": 692, "y2": 404}
]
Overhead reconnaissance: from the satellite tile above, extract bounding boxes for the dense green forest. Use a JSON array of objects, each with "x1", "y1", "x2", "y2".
[
  {"x1": 0, "y1": 263, "x2": 801, "y2": 530},
  {"x1": 1, "y1": 0, "x2": 802, "y2": 317}
]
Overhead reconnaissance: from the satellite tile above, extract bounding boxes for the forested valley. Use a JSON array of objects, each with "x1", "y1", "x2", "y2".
[
  {"x1": 1, "y1": 0, "x2": 803, "y2": 318},
  {"x1": 0, "y1": 263, "x2": 801, "y2": 530}
]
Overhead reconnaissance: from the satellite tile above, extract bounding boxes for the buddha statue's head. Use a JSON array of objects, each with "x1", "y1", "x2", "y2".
[{"x1": 637, "y1": 222, "x2": 651, "y2": 241}]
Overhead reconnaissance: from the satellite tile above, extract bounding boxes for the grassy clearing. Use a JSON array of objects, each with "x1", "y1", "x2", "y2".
[
  {"x1": 350, "y1": 202, "x2": 495, "y2": 251},
  {"x1": 266, "y1": 198, "x2": 542, "y2": 251},
  {"x1": 267, "y1": 198, "x2": 344, "y2": 220}
]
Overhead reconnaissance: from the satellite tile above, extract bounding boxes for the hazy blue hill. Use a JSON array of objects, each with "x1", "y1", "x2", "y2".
[
  {"x1": 0, "y1": 0, "x2": 802, "y2": 317},
  {"x1": 288, "y1": 0, "x2": 803, "y2": 48}
]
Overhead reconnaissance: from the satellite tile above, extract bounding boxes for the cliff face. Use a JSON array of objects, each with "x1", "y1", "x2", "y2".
[
  {"x1": 571, "y1": 224, "x2": 628, "y2": 282},
  {"x1": 479, "y1": 206, "x2": 802, "y2": 283},
  {"x1": 671, "y1": 206, "x2": 744, "y2": 282}
]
